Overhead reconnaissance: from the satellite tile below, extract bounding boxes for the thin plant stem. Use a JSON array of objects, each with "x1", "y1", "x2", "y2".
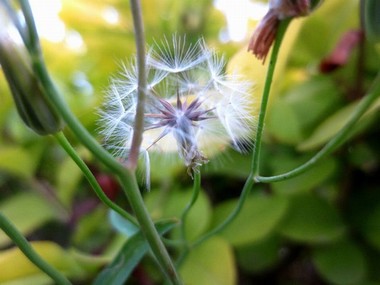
[
  {"x1": 192, "y1": 19, "x2": 291, "y2": 248},
  {"x1": 20, "y1": 3, "x2": 182, "y2": 284},
  {"x1": 118, "y1": 173, "x2": 183, "y2": 285},
  {"x1": 256, "y1": 71, "x2": 380, "y2": 183},
  {"x1": 127, "y1": 0, "x2": 147, "y2": 169},
  {"x1": 175, "y1": 171, "x2": 201, "y2": 266},
  {"x1": 54, "y1": 132, "x2": 138, "y2": 226},
  {"x1": 0, "y1": 212, "x2": 71, "y2": 285}
]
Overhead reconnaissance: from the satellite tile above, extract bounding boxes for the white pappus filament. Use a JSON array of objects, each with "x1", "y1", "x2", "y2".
[{"x1": 98, "y1": 36, "x2": 256, "y2": 179}]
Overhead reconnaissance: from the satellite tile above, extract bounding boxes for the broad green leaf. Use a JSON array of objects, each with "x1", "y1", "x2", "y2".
[
  {"x1": 312, "y1": 239, "x2": 368, "y2": 285},
  {"x1": 236, "y1": 235, "x2": 282, "y2": 273},
  {"x1": 93, "y1": 221, "x2": 176, "y2": 285},
  {"x1": 271, "y1": 156, "x2": 338, "y2": 196},
  {"x1": 266, "y1": 97, "x2": 304, "y2": 144},
  {"x1": 0, "y1": 241, "x2": 86, "y2": 284},
  {"x1": 0, "y1": 193, "x2": 57, "y2": 247},
  {"x1": 298, "y1": 97, "x2": 380, "y2": 151},
  {"x1": 0, "y1": 146, "x2": 36, "y2": 178},
  {"x1": 278, "y1": 194, "x2": 345, "y2": 243},
  {"x1": 180, "y1": 237, "x2": 236, "y2": 285},
  {"x1": 145, "y1": 188, "x2": 211, "y2": 241},
  {"x1": 211, "y1": 193, "x2": 289, "y2": 246},
  {"x1": 56, "y1": 153, "x2": 85, "y2": 207},
  {"x1": 283, "y1": 76, "x2": 343, "y2": 133}
]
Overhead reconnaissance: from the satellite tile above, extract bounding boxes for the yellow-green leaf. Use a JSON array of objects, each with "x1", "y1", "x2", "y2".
[{"x1": 180, "y1": 237, "x2": 236, "y2": 285}]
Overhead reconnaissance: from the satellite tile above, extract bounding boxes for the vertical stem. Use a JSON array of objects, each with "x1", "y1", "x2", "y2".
[
  {"x1": 251, "y1": 19, "x2": 291, "y2": 176},
  {"x1": 0, "y1": 213, "x2": 71, "y2": 285},
  {"x1": 127, "y1": 0, "x2": 147, "y2": 169},
  {"x1": 175, "y1": 171, "x2": 201, "y2": 266},
  {"x1": 192, "y1": 20, "x2": 291, "y2": 248},
  {"x1": 118, "y1": 173, "x2": 183, "y2": 285},
  {"x1": 19, "y1": 3, "x2": 182, "y2": 284}
]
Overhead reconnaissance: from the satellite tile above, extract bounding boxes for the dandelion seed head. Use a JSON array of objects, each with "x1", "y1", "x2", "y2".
[{"x1": 99, "y1": 35, "x2": 257, "y2": 176}]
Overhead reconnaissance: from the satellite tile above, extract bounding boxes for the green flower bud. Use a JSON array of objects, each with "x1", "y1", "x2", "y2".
[{"x1": 0, "y1": 4, "x2": 63, "y2": 135}]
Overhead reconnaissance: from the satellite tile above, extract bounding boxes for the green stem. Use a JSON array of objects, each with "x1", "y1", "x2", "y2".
[
  {"x1": 54, "y1": 132, "x2": 138, "y2": 226},
  {"x1": 0, "y1": 213, "x2": 71, "y2": 285},
  {"x1": 175, "y1": 171, "x2": 201, "y2": 266},
  {"x1": 127, "y1": 0, "x2": 147, "y2": 169},
  {"x1": 256, "y1": 71, "x2": 380, "y2": 183},
  {"x1": 118, "y1": 173, "x2": 183, "y2": 285},
  {"x1": 192, "y1": 20, "x2": 290, "y2": 248},
  {"x1": 20, "y1": 4, "x2": 182, "y2": 284}
]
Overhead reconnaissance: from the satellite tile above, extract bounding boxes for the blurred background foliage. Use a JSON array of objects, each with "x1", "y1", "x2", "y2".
[{"x1": 0, "y1": 0, "x2": 380, "y2": 284}]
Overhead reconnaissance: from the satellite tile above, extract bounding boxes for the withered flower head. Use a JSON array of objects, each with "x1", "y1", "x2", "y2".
[{"x1": 248, "y1": 0, "x2": 322, "y2": 62}]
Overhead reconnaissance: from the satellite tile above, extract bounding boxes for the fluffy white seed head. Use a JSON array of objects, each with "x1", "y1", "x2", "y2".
[{"x1": 98, "y1": 36, "x2": 256, "y2": 175}]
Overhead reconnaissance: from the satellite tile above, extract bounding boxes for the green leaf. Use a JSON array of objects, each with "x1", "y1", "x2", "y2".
[
  {"x1": 298, "y1": 97, "x2": 380, "y2": 151},
  {"x1": 266, "y1": 97, "x2": 304, "y2": 145},
  {"x1": 271, "y1": 156, "x2": 338, "y2": 196},
  {"x1": 145, "y1": 188, "x2": 211, "y2": 241},
  {"x1": 312, "y1": 239, "x2": 368, "y2": 285},
  {"x1": 0, "y1": 193, "x2": 57, "y2": 247},
  {"x1": 108, "y1": 210, "x2": 139, "y2": 237},
  {"x1": 180, "y1": 237, "x2": 236, "y2": 285},
  {"x1": 236, "y1": 235, "x2": 282, "y2": 273},
  {"x1": 283, "y1": 76, "x2": 342, "y2": 133},
  {"x1": 0, "y1": 146, "x2": 36, "y2": 178},
  {"x1": 0, "y1": 241, "x2": 86, "y2": 284},
  {"x1": 211, "y1": 193, "x2": 289, "y2": 246},
  {"x1": 93, "y1": 221, "x2": 176, "y2": 285},
  {"x1": 278, "y1": 194, "x2": 345, "y2": 244},
  {"x1": 56, "y1": 148, "x2": 90, "y2": 207}
]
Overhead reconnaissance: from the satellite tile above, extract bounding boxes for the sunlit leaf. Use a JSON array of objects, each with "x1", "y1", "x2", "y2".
[
  {"x1": 0, "y1": 241, "x2": 86, "y2": 284},
  {"x1": 298, "y1": 97, "x2": 380, "y2": 151},
  {"x1": 180, "y1": 237, "x2": 236, "y2": 285},
  {"x1": 0, "y1": 146, "x2": 36, "y2": 178},
  {"x1": 211, "y1": 193, "x2": 289, "y2": 246},
  {"x1": 0, "y1": 193, "x2": 58, "y2": 247}
]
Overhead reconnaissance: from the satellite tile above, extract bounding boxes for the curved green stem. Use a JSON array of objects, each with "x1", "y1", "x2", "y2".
[
  {"x1": 256, "y1": 71, "x2": 380, "y2": 183},
  {"x1": 192, "y1": 20, "x2": 290, "y2": 248},
  {"x1": 180, "y1": 171, "x2": 201, "y2": 242},
  {"x1": 0, "y1": 212, "x2": 71, "y2": 285},
  {"x1": 54, "y1": 132, "x2": 138, "y2": 225},
  {"x1": 175, "y1": 171, "x2": 201, "y2": 266},
  {"x1": 20, "y1": 4, "x2": 182, "y2": 284}
]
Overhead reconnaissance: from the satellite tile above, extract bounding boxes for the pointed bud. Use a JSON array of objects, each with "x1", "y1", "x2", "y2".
[
  {"x1": 0, "y1": 4, "x2": 63, "y2": 135},
  {"x1": 248, "y1": 0, "x2": 323, "y2": 62}
]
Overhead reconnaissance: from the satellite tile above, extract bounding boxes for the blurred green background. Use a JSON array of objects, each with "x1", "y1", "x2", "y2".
[{"x1": 1, "y1": 0, "x2": 380, "y2": 284}]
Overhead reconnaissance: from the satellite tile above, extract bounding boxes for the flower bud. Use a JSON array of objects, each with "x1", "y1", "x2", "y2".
[
  {"x1": 0, "y1": 4, "x2": 63, "y2": 135},
  {"x1": 248, "y1": 0, "x2": 323, "y2": 62}
]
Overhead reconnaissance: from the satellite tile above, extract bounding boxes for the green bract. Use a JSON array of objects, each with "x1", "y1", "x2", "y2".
[{"x1": 0, "y1": 4, "x2": 63, "y2": 135}]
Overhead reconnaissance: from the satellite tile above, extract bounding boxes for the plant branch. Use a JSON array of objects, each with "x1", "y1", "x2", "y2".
[
  {"x1": 0, "y1": 213, "x2": 71, "y2": 285},
  {"x1": 20, "y1": 4, "x2": 182, "y2": 284},
  {"x1": 127, "y1": 0, "x2": 147, "y2": 169},
  {"x1": 256, "y1": 70, "x2": 380, "y2": 183},
  {"x1": 192, "y1": 19, "x2": 291, "y2": 248},
  {"x1": 54, "y1": 132, "x2": 138, "y2": 225}
]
